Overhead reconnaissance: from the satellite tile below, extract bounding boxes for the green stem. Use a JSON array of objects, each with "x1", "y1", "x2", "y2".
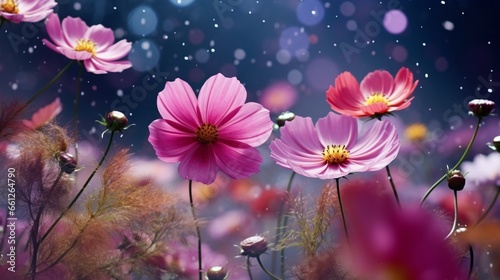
[
  {"x1": 420, "y1": 117, "x2": 482, "y2": 205},
  {"x1": 273, "y1": 171, "x2": 295, "y2": 278},
  {"x1": 18, "y1": 61, "x2": 74, "y2": 115},
  {"x1": 74, "y1": 63, "x2": 83, "y2": 164},
  {"x1": 189, "y1": 180, "x2": 202, "y2": 280},
  {"x1": 475, "y1": 186, "x2": 500, "y2": 226},
  {"x1": 386, "y1": 165, "x2": 400, "y2": 207},
  {"x1": 38, "y1": 131, "x2": 115, "y2": 245},
  {"x1": 445, "y1": 190, "x2": 459, "y2": 239},
  {"x1": 336, "y1": 178, "x2": 349, "y2": 242},
  {"x1": 257, "y1": 256, "x2": 283, "y2": 280},
  {"x1": 247, "y1": 256, "x2": 254, "y2": 280}
]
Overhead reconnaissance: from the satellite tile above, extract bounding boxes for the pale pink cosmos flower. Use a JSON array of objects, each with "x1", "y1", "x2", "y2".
[
  {"x1": 269, "y1": 112, "x2": 400, "y2": 179},
  {"x1": 42, "y1": 13, "x2": 132, "y2": 74},
  {"x1": 22, "y1": 97, "x2": 62, "y2": 129},
  {"x1": 0, "y1": 0, "x2": 56, "y2": 24},
  {"x1": 148, "y1": 73, "x2": 274, "y2": 185},
  {"x1": 326, "y1": 67, "x2": 418, "y2": 119}
]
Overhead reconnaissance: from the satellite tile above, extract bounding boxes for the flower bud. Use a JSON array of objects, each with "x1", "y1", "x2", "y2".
[
  {"x1": 488, "y1": 135, "x2": 500, "y2": 152},
  {"x1": 206, "y1": 266, "x2": 229, "y2": 280},
  {"x1": 105, "y1": 111, "x2": 128, "y2": 132},
  {"x1": 57, "y1": 152, "x2": 77, "y2": 174},
  {"x1": 468, "y1": 99, "x2": 495, "y2": 118},
  {"x1": 275, "y1": 111, "x2": 296, "y2": 128},
  {"x1": 447, "y1": 170, "x2": 466, "y2": 191},
  {"x1": 240, "y1": 235, "x2": 268, "y2": 257}
]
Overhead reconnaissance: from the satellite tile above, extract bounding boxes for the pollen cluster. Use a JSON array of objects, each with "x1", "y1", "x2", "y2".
[
  {"x1": 196, "y1": 124, "x2": 218, "y2": 144},
  {"x1": 74, "y1": 38, "x2": 97, "y2": 55},
  {"x1": 365, "y1": 92, "x2": 389, "y2": 106},
  {"x1": 1, "y1": 0, "x2": 19, "y2": 14},
  {"x1": 322, "y1": 144, "x2": 349, "y2": 164}
]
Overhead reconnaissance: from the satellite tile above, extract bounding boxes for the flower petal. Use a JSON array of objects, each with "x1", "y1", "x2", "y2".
[
  {"x1": 157, "y1": 78, "x2": 200, "y2": 131},
  {"x1": 316, "y1": 113, "x2": 358, "y2": 150},
  {"x1": 96, "y1": 40, "x2": 132, "y2": 61},
  {"x1": 218, "y1": 102, "x2": 273, "y2": 147},
  {"x1": 360, "y1": 70, "x2": 394, "y2": 98},
  {"x1": 60, "y1": 48, "x2": 93, "y2": 61},
  {"x1": 84, "y1": 58, "x2": 132, "y2": 74},
  {"x1": 213, "y1": 142, "x2": 262, "y2": 179},
  {"x1": 326, "y1": 72, "x2": 366, "y2": 117},
  {"x1": 178, "y1": 144, "x2": 217, "y2": 184},
  {"x1": 388, "y1": 67, "x2": 419, "y2": 105},
  {"x1": 43, "y1": 13, "x2": 72, "y2": 49},
  {"x1": 148, "y1": 119, "x2": 198, "y2": 162},
  {"x1": 24, "y1": 98, "x2": 62, "y2": 129},
  {"x1": 198, "y1": 73, "x2": 247, "y2": 125},
  {"x1": 279, "y1": 116, "x2": 323, "y2": 154},
  {"x1": 85, "y1": 24, "x2": 114, "y2": 52},
  {"x1": 61, "y1": 16, "x2": 88, "y2": 47}
]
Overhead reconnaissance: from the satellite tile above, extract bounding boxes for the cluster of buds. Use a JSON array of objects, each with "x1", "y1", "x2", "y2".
[
  {"x1": 468, "y1": 99, "x2": 495, "y2": 118},
  {"x1": 97, "y1": 111, "x2": 133, "y2": 137}
]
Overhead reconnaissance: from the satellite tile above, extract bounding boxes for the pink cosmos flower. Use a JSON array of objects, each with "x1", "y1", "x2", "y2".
[
  {"x1": 22, "y1": 97, "x2": 62, "y2": 129},
  {"x1": 269, "y1": 112, "x2": 400, "y2": 179},
  {"x1": 42, "y1": 13, "x2": 132, "y2": 74},
  {"x1": 340, "y1": 184, "x2": 466, "y2": 280},
  {"x1": 326, "y1": 67, "x2": 418, "y2": 119},
  {"x1": 148, "y1": 73, "x2": 274, "y2": 185},
  {"x1": 0, "y1": 0, "x2": 56, "y2": 24}
]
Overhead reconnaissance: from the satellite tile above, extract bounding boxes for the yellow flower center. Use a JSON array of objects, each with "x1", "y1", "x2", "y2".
[
  {"x1": 365, "y1": 92, "x2": 389, "y2": 106},
  {"x1": 405, "y1": 123, "x2": 427, "y2": 142},
  {"x1": 74, "y1": 38, "x2": 97, "y2": 55},
  {"x1": 322, "y1": 145, "x2": 349, "y2": 164},
  {"x1": 1, "y1": 0, "x2": 19, "y2": 14},
  {"x1": 196, "y1": 124, "x2": 218, "y2": 144}
]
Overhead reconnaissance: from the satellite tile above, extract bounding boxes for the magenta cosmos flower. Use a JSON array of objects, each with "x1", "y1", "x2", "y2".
[
  {"x1": 0, "y1": 0, "x2": 56, "y2": 23},
  {"x1": 269, "y1": 112, "x2": 400, "y2": 179},
  {"x1": 326, "y1": 67, "x2": 418, "y2": 119},
  {"x1": 42, "y1": 13, "x2": 132, "y2": 74},
  {"x1": 148, "y1": 73, "x2": 273, "y2": 185},
  {"x1": 340, "y1": 184, "x2": 466, "y2": 280}
]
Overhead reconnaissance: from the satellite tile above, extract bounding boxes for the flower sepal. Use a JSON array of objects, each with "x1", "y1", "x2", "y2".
[{"x1": 97, "y1": 111, "x2": 134, "y2": 138}]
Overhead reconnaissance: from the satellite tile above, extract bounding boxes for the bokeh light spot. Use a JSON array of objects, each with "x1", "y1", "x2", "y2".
[
  {"x1": 392, "y1": 45, "x2": 408, "y2": 62},
  {"x1": 128, "y1": 39, "x2": 160, "y2": 72},
  {"x1": 259, "y1": 81, "x2": 298, "y2": 113},
  {"x1": 279, "y1": 27, "x2": 309, "y2": 56},
  {"x1": 128, "y1": 6, "x2": 158, "y2": 36},
  {"x1": 340, "y1": 1, "x2": 355, "y2": 17},
  {"x1": 297, "y1": 0, "x2": 325, "y2": 26},
  {"x1": 383, "y1": 10, "x2": 407, "y2": 34},
  {"x1": 169, "y1": 0, "x2": 195, "y2": 7}
]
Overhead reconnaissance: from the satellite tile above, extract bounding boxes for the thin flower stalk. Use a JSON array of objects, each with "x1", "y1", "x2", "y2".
[
  {"x1": 386, "y1": 165, "x2": 400, "y2": 207},
  {"x1": 421, "y1": 117, "x2": 482, "y2": 205},
  {"x1": 474, "y1": 186, "x2": 500, "y2": 226},
  {"x1": 257, "y1": 256, "x2": 282, "y2": 280},
  {"x1": 445, "y1": 190, "x2": 459, "y2": 239},
  {"x1": 336, "y1": 178, "x2": 349, "y2": 242},
  {"x1": 38, "y1": 131, "x2": 115, "y2": 246},
  {"x1": 188, "y1": 180, "x2": 203, "y2": 280}
]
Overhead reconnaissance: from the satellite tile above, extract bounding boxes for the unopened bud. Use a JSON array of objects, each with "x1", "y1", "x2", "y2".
[
  {"x1": 275, "y1": 111, "x2": 296, "y2": 128},
  {"x1": 105, "y1": 111, "x2": 128, "y2": 132},
  {"x1": 206, "y1": 266, "x2": 229, "y2": 280},
  {"x1": 240, "y1": 235, "x2": 268, "y2": 257},
  {"x1": 57, "y1": 152, "x2": 77, "y2": 174},
  {"x1": 468, "y1": 99, "x2": 495, "y2": 118},
  {"x1": 447, "y1": 170, "x2": 466, "y2": 191},
  {"x1": 488, "y1": 135, "x2": 500, "y2": 152}
]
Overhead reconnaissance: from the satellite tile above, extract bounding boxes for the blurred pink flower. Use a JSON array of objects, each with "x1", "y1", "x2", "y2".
[
  {"x1": 148, "y1": 73, "x2": 274, "y2": 184},
  {"x1": 0, "y1": 0, "x2": 56, "y2": 23},
  {"x1": 326, "y1": 67, "x2": 418, "y2": 119},
  {"x1": 340, "y1": 184, "x2": 466, "y2": 280},
  {"x1": 269, "y1": 112, "x2": 400, "y2": 179},
  {"x1": 22, "y1": 97, "x2": 62, "y2": 129},
  {"x1": 461, "y1": 152, "x2": 500, "y2": 191},
  {"x1": 42, "y1": 13, "x2": 132, "y2": 74}
]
